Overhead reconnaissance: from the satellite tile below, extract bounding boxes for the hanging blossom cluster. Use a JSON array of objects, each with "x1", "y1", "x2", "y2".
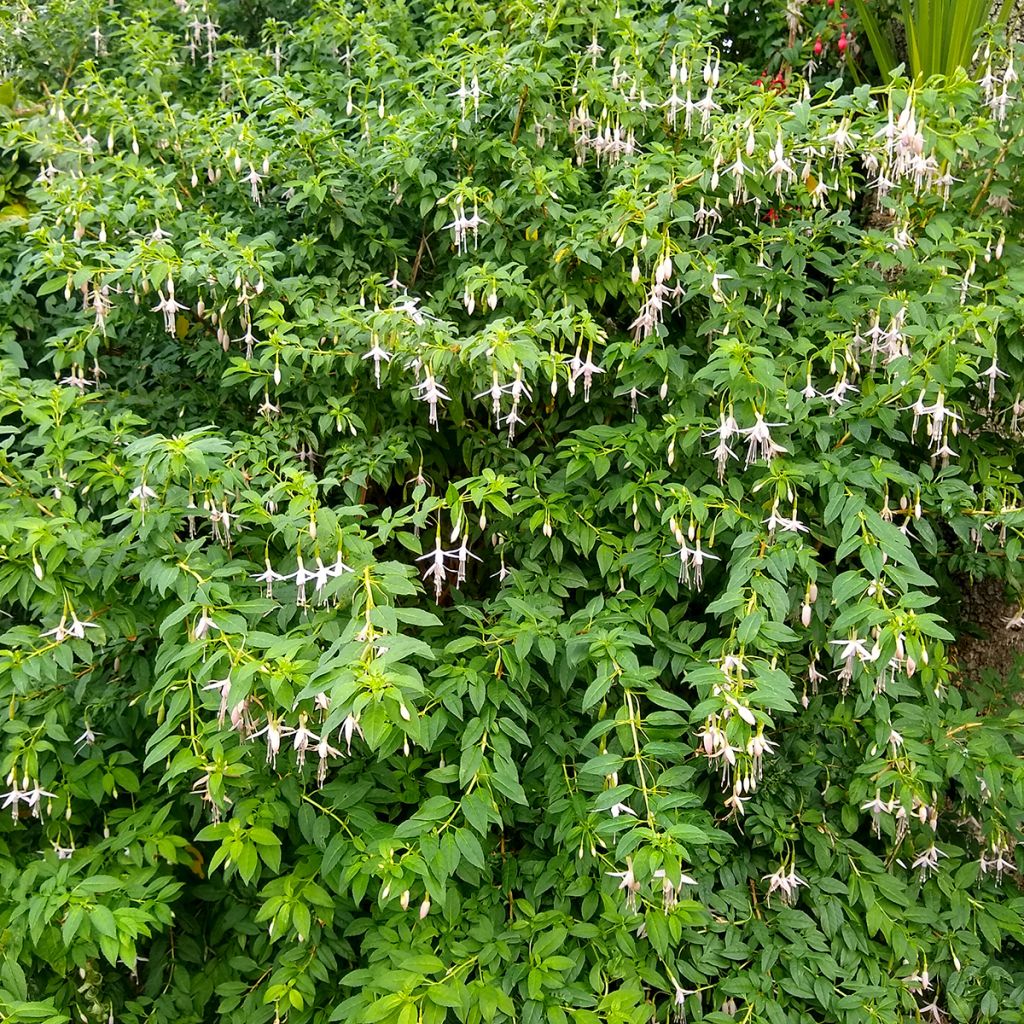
[
  {"x1": 701, "y1": 405, "x2": 787, "y2": 484},
  {"x1": 442, "y1": 196, "x2": 486, "y2": 255},
  {"x1": 416, "y1": 517, "x2": 480, "y2": 601},
  {"x1": 607, "y1": 857, "x2": 698, "y2": 916},
  {"x1": 249, "y1": 547, "x2": 353, "y2": 607},
  {"x1": 861, "y1": 783, "x2": 938, "y2": 842},
  {"x1": 1, "y1": 773, "x2": 57, "y2": 823},
  {"x1": 978, "y1": 44, "x2": 1019, "y2": 124},
  {"x1": 763, "y1": 857, "x2": 808, "y2": 906},
  {"x1": 476, "y1": 365, "x2": 532, "y2": 443},
  {"x1": 194, "y1": 683, "x2": 362, "y2": 820},
  {"x1": 626, "y1": 244, "x2": 685, "y2": 342},
  {"x1": 179, "y1": 0, "x2": 219, "y2": 67},
  {"x1": 694, "y1": 654, "x2": 776, "y2": 818},
  {"x1": 828, "y1": 610, "x2": 933, "y2": 701},
  {"x1": 666, "y1": 516, "x2": 719, "y2": 591},
  {"x1": 908, "y1": 387, "x2": 961, "y2": 465}
]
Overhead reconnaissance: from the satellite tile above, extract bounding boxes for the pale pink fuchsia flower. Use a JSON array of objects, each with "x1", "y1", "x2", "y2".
[
  {"x1": 417, "y1": 531, "x2": 453, "y2": 600},
  {"x1": 316, "y1": 735, "x2": 343, "y2": 786},
  {"x1": 75, "y1": 725, "x2": 100, "y2": 753},
  {"x1": 746, "y1": 730, "x2": 776, "y2": 784},
  {"x1": 339, "y1": 714, "x2": 364, "y2": 754},
  {"x1": 476, "y1": 371, "x2": 504, "y2": 425},
  {"x1": 981, "y1": 356, "x2": 1008, "y2": 408},
  {"x1": 129, "y1": 482, "x2": 158, "y2": 509},
  {"x1": 764, "y1": 500, "x2": 808, "y2": 537},
  {"x1": 59, "y1": 364, "x2": 94, "y2": 390},
  {"x1": 203, "y1": 675, "x2": 233, "y2": 726},
  {"x1": 290, "y1": 719, "x2": 320, "y2": 770},
  {"x1": 765, "y1": 135, "x2": 794, "y2": 193},
  {"x1": 42, "y1": 611, "x2": 98, "y2": 644},
  {"x1": 672, "y1": 984, "x2": 691, "y2": 1023},
  {"x1": 724, "y1": 786, "x2": 748, "y2": 817},
  {"x1": 1005, "y1": 607, "x2": 1024, "y2": 630},
  {"x1": 862, "y1": 791, "x2": 894, "y2": 837},
  {"x1": 258, "y1": 392, "x2": 280, "y2": 419},
  {"x1": 152, "y1": 287, "x2": 188, "y2": 335},
  {"x1": 830, "y1": 634, "x2": 878, "y2": 690},
  {"x1": 905, "y1": 966, "x2": 932, "y2": 993},
  {"x1": 763, "y1": 864, "x2": 807, "y2": 906},
  {"x1": 444, "y1": 198, "x2": 486, "y2": 255},
  {"x1": 980, "y1": 840, "x2": 1016, "y2": 883},
  {"x1": 670, "y1": 537, "x2": 719, "y2": 590}
]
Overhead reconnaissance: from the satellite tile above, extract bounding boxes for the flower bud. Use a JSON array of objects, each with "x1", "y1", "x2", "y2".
[
  {"x1": 400, "y1": 890, "x2": 410, "y2": 910},
  {"x1": 800, "y1": 603, "x2": 812, "y2": 627},
  {"x1": 419, "y1": 897, "x2": 430, "y2": 919}
]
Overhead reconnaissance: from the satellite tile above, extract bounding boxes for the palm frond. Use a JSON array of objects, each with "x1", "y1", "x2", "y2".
[{"x1": 856, "y1": 0, "x2": 1018, "y2": 79}]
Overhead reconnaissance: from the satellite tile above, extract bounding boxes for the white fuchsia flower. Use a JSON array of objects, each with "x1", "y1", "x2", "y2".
[
  {"x1": 704, "y1": 410, "x2": 740, "y2": 482},
  {"x1": 192, "y1": 608, "x2": 219, "y2": 640},
  {"x1": 608, "y1": 860, "x2": 640, "y2": 913},
  {"x1": 413, "y1": 369, "x2": 449, "y2": 429},
  {"x1": 152, "y1": 288, "x2": 188, "y2": 335},
  {"x1": 129, "y1": 482, "x2": 158, "y2": 508},
  {"x1": 362, "y1": 336, "x2": 393, "y2": 387},
  {"x1": 251, "y1": 559, "x2": 287, "y2": 599},
  {"x1": 569, "y1": 346, "x2": 603, "y2": 402},
  {"x1": 911, "y1": 844, "x2": 946, "y2": 880},
  {"x1": 2, "y1": 781, "x2": 58, "y2": 821},
  {"x1": 742, "y1": 411, "x2": 787, "y2": 467},
  {"x1": 251, "y1": 715, "x2": 292, "y2": 768}
]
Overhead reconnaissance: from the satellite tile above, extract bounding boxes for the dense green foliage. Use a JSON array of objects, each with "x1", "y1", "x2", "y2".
[{"x1": 0, "y1": 2, "x2": 1023, "y2": 1023}]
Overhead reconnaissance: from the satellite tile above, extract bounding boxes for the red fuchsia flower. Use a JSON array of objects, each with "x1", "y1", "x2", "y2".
[
  {"x1": 814, "y1": 37, "x2": 823, "y2": 57},
  {"x1": 838, "y1": 31, "x2": 848, "y2": 54}
]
